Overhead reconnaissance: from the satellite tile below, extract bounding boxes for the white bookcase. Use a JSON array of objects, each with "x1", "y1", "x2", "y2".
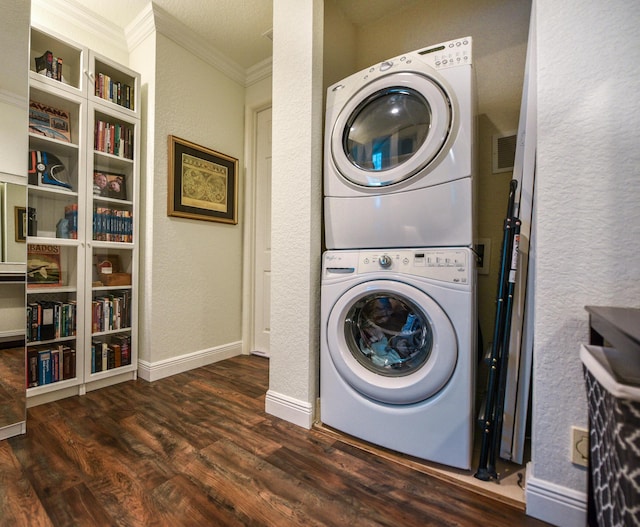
[{"x1": 26, "y1": 25, "x2": 140, "y2": 406}]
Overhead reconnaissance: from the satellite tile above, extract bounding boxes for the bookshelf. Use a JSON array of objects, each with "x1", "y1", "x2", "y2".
[{"x1": 27, "y1": 25, "x2": 140, "y2": 406}]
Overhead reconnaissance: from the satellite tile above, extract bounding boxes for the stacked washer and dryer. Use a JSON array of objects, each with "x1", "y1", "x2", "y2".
[{"x1": 320, "y1": 37, "x2": 477, "y2": 469}]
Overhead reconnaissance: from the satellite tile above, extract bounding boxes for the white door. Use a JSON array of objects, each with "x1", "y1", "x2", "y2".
[{"x1": 252, "y1": 107, "x2": 272, "y2": 356}]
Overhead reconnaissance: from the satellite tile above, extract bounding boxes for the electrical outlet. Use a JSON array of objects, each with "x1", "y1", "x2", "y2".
[{"x1": 571, "y1": 426, "x2": 589, "y2": 467}]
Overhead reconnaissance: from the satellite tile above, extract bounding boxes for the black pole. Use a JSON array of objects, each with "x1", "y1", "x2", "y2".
[
  {"x1": 487, "y1": 218, "x2": 521, "y2": 475},
  {"x1": 475, "y1": 179, "x2": 518, "y2": 481}
]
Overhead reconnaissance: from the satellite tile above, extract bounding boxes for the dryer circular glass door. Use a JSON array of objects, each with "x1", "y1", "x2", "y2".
[
  {"x1": 331, "y1": 72, "x2": 452, "y2": 188},
  {"x1": 326, "y1": 280, "x2": 457, "y2": 404}
]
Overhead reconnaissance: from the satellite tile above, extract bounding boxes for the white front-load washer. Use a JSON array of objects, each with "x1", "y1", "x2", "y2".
[
  {"x1": 324, "y1": 36, "x2": 476, "y2": 250},
  {"x1": 320, "y1": 247, "x2": 476, "y2": 469}
]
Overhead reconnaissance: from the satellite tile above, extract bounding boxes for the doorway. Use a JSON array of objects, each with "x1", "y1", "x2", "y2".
[{"x1": 245, "y1": 106, "x2": 272, "y2": 356}]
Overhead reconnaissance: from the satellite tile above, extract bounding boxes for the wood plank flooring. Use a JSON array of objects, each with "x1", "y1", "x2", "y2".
[
  {"x1": 0, "y1": 355, "x2": 550, "y2": 526},
  {"x1": 0, "y1": 346, "x2": 26, "y2": 429}
]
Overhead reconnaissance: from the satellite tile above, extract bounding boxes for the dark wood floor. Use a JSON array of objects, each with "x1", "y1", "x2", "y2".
[
  {"x1": 0, "y1": 355, "x2": 550, "y2": 526},
  {"x1": 0, "y1": 346, "x2": 26, "y2": 428}
]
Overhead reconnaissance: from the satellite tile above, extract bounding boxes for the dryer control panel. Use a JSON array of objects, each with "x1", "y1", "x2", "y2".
[
  {"x1": 416, "y1": 36, "x2": 472, "y2": 70},
  {"x1": 323, "y1": 248, "x2": 474, "y2": 285}
]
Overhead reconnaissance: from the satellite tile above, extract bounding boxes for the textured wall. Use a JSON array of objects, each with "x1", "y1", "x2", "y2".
[
  {"x1": 533, "y1": 0, "x2": 640, "y2": 494},
  {"x1": 146, "y1": 34, "x2": 245, "y2": 362},
  {"x1": 129, "y1": 29, "x2": 156, "y2": 363},
  {"x1": 0, "y1": 0, "x2": 30, "y2": 95},
  {"x1": 269, "y1": 0, "x2": 324, "y2": 406}
]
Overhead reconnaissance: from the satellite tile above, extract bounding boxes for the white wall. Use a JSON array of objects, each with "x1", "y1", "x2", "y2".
[
  {"x1": 139, "y1": 31, "x2": 245, "y2": 369},
  {"x1": 322, "y1": 0, "x2": 357, "y2": 89},
  {"x1": 267, "y1": 0, "x2": 324, "y2": 428},
  {"x1": 128, "y1": 15, "x2": 156, "y2": 366},
  {"x1": 0, "y1": 0, "x2": 30, "y2": 338},
  {"x1": 527, "y1": 1, "x2": 640, "y2": 525},
  {"x1": 0, "y1": 0, "x2": 30, "y2": 180},
  {"x1": 0, "y1": 0, "x2": 30, "y2": 95}
]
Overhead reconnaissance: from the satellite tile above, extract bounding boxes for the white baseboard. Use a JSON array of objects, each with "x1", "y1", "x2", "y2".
[
  {"x1": 137, "y1": 341, "x2": 242, "y2": 382},
  {"x1": 526, "y1": 465, "x2": 587, "y2": 527},
  {"x1": 0, "y1": 421, "x2": 26, "y2": 440},
  {"x1": 265, "y1": 390, "x2": 314, "y2": 429}
]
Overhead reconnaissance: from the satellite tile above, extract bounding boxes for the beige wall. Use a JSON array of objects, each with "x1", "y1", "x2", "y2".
[
  {"x1": 0, "y1": 0, "x2": 30, "y2": 337},
  {"x1": 528, "y1": 1, "x2": 640, "y2": 523},
  {"x1": 142, "y1": 33, "x2": 245, "y2": 363}
]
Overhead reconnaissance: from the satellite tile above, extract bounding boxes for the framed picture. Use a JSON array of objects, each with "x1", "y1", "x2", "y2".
[
  {"x1": 94, "y1": 171, "x2": 127, "y2": 200},
  {"x1": 27, "y1": 244, "x2": 62, "y2": 287},
  {"x1": 15, "y1": 207, "x2": 27, "y2": 242},
  {"x1": 168, "y1": 135, "x2": 238, "y2": 224}
]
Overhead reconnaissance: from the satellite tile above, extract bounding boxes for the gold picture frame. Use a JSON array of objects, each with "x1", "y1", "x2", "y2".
[
  {"x1": 167, "y1": 135, "x2": 238, "y2": 224},
  {"x1": 15, "y1": 206, "x2": 27, "y2": 242}
]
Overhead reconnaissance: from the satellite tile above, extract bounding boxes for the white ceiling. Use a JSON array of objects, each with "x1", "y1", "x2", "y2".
[{"x1": 70, "y1": 0, "x2": 420, "y2": 70}]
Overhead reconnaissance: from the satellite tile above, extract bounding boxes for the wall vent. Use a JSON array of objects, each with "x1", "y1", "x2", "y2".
[{"x1": 493, "y1": 132, "x2": 517, "y2": 173}]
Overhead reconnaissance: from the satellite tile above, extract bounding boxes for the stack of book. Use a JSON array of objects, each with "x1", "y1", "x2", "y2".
[
  {"x1": 93, "y1": 206, "x2": 133, "y2": 242},
  {"x1": 35, "y1": 50, "x2": 63, "y2": 82},
  {"x1": 95, "y1": 73, "x2": 134, "y2": 110},
  {"x1": 92, "y1": 291, "x2": 131, "y2": 333},
  {"x1": 27, "y1": 345, "x2": 76, "y2": 388},
  {"x1": 90, "y1": 335, "x2": 131, "y2": 373},
  {"x1": 94, "y1": 119, "x2": 134, "y2": 159},
  {"x1": 27, "y1": 300, "x2": 77, "y2": 342}
]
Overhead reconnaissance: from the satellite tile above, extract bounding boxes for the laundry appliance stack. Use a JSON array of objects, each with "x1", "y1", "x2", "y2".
[{"x1": 320, "y1": 37, "x2": 478, "y2": 469}]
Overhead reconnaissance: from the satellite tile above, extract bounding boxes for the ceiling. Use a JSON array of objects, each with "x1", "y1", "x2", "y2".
[{"x1": 71, "y1": 0, "x2": 420, "y2": 71}]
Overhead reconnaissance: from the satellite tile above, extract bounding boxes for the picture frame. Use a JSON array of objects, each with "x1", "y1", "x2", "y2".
[
  {"x1": 167, "y1": 135, "x2": 238, "y2": 224},
  {"x1": 94, "y1": 171, "x2": 127, "y2": 200},
  {"x1": 27, "y1": 244, "x2": 62, "y2": 287},
  {"x1": 15, "y1": 207, "x2": 27, "y2": 242}
]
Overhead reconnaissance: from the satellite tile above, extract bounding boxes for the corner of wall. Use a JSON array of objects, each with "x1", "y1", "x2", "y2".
[{"x1": 265, "y1": 390, "x2": 314, "y2": 429}]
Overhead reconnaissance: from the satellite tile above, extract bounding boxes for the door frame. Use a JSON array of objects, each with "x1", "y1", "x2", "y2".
[{"x1": 241, "y1": 99, "x2": 272, "y2": 355}]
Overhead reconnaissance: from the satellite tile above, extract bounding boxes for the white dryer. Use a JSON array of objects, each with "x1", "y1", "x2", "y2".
[
  {"x1": 324, "y1": 37, "x2": 475, "y2": 250},
  {"x1": 320, "y1": 247, "x2": 476, "y2": 469}
]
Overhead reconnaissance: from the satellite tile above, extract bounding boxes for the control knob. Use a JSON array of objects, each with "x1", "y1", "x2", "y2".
[{"x1": 379, "y1": 254, "x2": 392, "y2": 268}]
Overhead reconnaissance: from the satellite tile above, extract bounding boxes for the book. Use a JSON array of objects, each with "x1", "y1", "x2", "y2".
[
  {"x1": 62, "y1": 347, "x2": 76, "y2": 380},
  {"x1": 34, "y1": 51, "x2": 63, "y2": 82},
  {"x1": 95, "y1": 73, "x2": 134, "y2": 110},
  {"x1": 27, "y1": 348, "x2": 39, "y2": 388},
  {"x1": 39, "y1": 301, "x2": 56, "y2": 341},
  {"x1": 101, "y1": 342, "x2": 108, "y2": 371},
  {"x1": 29, "y1": 100, "x2": 71, "y2": 142},
  {"x1": 92, "y1": 341, "x2": 102, "y2": 373},
  {"x1": 51, "y1": 346, "x2": 60, "y2": 382},
  {"x1": 27, "y1": 245, "x2": 62, "y2": 287},
  {"x1": 38, "y1": 349, "x2": 52, "y2": 385}
]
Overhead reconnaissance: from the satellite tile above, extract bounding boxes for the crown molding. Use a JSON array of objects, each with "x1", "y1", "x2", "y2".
[
  {"x1": 32, "y1": 0, "x2": 127, "y2": 56},
  {"x1": 33, "y1": 0, "x2": 271, "y2": 87},
  {"x1": 125, "y1": 3, "x2": 156, "y2": 52},
  {"x1": 246, "y1": 57, "x2": 273, "y2": 87},
  {"x1": 150, "y1": 4, "x2": 246, "y2": 86}
]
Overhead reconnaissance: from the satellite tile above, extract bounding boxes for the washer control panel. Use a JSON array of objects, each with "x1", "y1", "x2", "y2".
[{"x1": 323, "y1": 248, "x2": 474, "y2": 285}]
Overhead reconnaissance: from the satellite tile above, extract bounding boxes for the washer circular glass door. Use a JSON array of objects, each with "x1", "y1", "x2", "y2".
[
  {"x1": 326, "y1": 280, "x2": 457, "y2": 404},
  {"x1": 331, "y1": 72, "x2": 452, "y2": 188}
]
